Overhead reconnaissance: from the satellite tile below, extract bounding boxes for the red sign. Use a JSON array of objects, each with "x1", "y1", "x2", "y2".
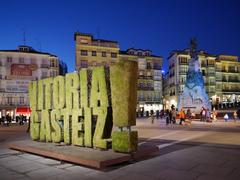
[
  {"x1": 16, "y1": 107, "x2": 31, "y2": 114},
  {"x1": 11, "y1": 64, "x2": 32, "y2": 76}
]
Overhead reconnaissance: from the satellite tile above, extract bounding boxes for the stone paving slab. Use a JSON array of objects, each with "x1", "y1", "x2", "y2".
[{"x1": 9, "y1": 140, "x2": 158, "y2": 169}]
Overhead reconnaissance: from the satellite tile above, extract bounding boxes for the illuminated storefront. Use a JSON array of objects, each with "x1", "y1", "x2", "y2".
[{"x1": 0, "y1": 45, "x2": 62, "y2": 120}]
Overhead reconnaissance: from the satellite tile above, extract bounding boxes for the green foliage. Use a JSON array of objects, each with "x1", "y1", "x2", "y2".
[
  {"x1": 65, "y1": 73, "x2": 80, "y2": 109},
  {"x1": 79, "y1": 69, "x2": 88, "y2": 108},
  {"x1": 40, "y1": 110, "x2": 52, "y2": 142},
  {"x1": 84, "y1": 107, "x2": 92, "y2": 147},
  {"x1": 37, "y1": 80, "x2": 43, "y2": 110},
  {"x1": 112, "y1": 131, "x2": 138, "y2": 153},
  {"x1": 28, "y1": 61, "x2": 139, "y2": 153},
  {"x1": 61, "y1": 108, "x2": 71, "y2": 144},
  {"x1": 51, "y1": 109, "x2": 62, "y2": 143},
  {"x1": 90, "y1": 66, "x2": 109, "y2": 108},
  {"x1": 43, "y1": 78, "x2": 53, "y2": 110},
  {"x1": 72, "y1": 109, "x2": 84, "y2": 146},
  {"x1": 53, "y1": 76, "x2": 65, "y2": 109},
  {"x1": 93, "y1": 107, "x2": 108, "y2": 149},
  {"x1": 110, "y1": 60, "x2": 138, "y2": 127},
  {"x1": 30, "y1": 111, "x2": 40, "y2": 140},
  {"x1": 29, "y1": 82, "x2": 37, "y2": 111}
]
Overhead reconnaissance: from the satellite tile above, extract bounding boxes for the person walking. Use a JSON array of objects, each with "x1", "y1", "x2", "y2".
[
  {"x1": 179, "y1": 108, "x2": 185, "y2": 125},
  {"x1": 233, "y1": 111, "x2": 238, "y2": 122},
  {"x1": 172, "y1": 108, "x2": 177, "y2": 124},
  {"x1": 165, "y1": 109, "x2": 170, "y2": 125},
  {"x1": 150, "y1": 111, "x2": 155, "y2": 124},
  {"x1": 224, "y1": 113, "x2": 229, "y2": 122}
]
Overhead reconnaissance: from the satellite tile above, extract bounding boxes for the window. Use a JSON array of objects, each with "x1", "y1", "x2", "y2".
[
  {"x1": 31, "y1": 58, "x2": 36, "y2": 64},
  {"x1": 147, "y1": 62, "x2": 152, "y2": 69},
  {"x1": 42, "y1": 71, "x2": 47, "y2": 78},
  {"x1": 80, "y1": 60, "x2": 88, "y2": 68},
  {"x1": 20, "y1": 97, "x2": 24, "y2": 104},
  {"x1": 19, "y1": 57, "x2": 24, "y2": 63},
  {"x1": 7, "y1": 97, "x2": 13, "y2": 105},
  {"x1": 137, "y1": 52, "x2": 142, "y2": 56},
  {"x1": 111, "y1": 53, "x2": 117, "y2": 58},
  {"x1": 92, "y1": 51, "x2": 97, "y2": 56},
  {"x1": 7, "y1": 57, "x2": 12, "y2": 63},
  {"x1": 81, "y1": 50, "x2": 88, "y2": 56},
  {"x1": 102, "y1": 52, "x2": 106, "y2": 57}
]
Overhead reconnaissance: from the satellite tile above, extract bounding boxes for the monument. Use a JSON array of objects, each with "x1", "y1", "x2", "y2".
[
  {"x1": 28, "y1": 60, "x2": 138, "y2": 153},
  {"x1": 178, "y1": 39, "x2": 211, "y2": 114}
]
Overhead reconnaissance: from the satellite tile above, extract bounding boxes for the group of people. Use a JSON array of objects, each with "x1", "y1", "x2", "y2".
[
  {"x1": 151, "y1": 106, "x2": 193, "y2": 126},
  {"x1": 149, "y1": 106, "x2": 240, "y2": 125},
  {"x1": 0, "y1": 114, "x2": 27, "y2": 126}
]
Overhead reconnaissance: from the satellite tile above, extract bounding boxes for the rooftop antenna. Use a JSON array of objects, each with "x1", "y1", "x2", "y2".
[{"x1": 22, "y1": 28, "x2": 26, "y2": 45}]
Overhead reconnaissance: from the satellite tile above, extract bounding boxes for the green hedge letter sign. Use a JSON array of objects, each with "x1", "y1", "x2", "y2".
[{"x1": 29, "y1": 60, "x2": 138, "y2": 153}]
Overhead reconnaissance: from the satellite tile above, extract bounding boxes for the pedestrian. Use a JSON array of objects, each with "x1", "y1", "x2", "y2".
[
  {"x1": 169, "y1": 110, "x2": 173, "y2": 124},
  {"x1": 201, "y1": 107, "x2": 206, "y2": 122},
  {"x1": 206, "y1": 108, "x2": 211, "y2": 122},
  {"x1": 191, "y1": 111, "x2": 196, "y2": 120},
  {"x1": 6, "y1": 114, "x2": 11, "y2": 126},
  {"x1": 233, "y1": 111, "x2": 238, "y2": 122},
  {"x1": 179, "y1": 108, "x2": 185, "y2": 125},
  {"x1": 156, "y1": 110, "x2": 160, "y2": 119},
  {"x1": 165, "y1": 109, "x2": 170, "y2": 125},
  {"x1": 26, "y1": 117, "x2": 31, "y2": 133},
  {"x1": 172, "y1": 108, "x2": 177, "y2": 124},
  {"x1": 224, "y1": 113, "x2": 229, "y2": 122},
  {"x1": 150, "y1": 111, "x2": 155, "y2": 124},
  {"x1": 186, "y1": 108, "x2": 191, "y2": 119}
]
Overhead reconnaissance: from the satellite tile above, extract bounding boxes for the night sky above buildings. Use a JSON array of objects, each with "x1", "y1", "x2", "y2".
[{"x1": 0, "y1": 0, "x2": 240, "y2": 72}]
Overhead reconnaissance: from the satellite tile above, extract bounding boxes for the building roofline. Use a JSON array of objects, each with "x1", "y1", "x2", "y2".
[
  {"x1": 74, "y1": 32, "x2": 118, "y2": 44},
  {"x1": 0, "y1": 49, "x2": 58, "y2": 57},
  {"x1": 120, "y1": 50, "x2": 162, "y2": 58}
]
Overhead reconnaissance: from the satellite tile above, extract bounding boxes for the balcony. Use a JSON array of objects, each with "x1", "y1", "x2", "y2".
[
  {"x1": 228, "y1": 79, "x2": 239, "y2": 83},
  {"x1": 138, "y1": 87, "x2": 154, "y2": 91},
  {"x1": 208, "y1": 63, "x2": 215, "y2": 67},
  {"x1": 228, "y1": 70, "x2": 239, "y2": 73},
  {"x1": 40, "y1": 64, "x2": 50, "y2": 68},
  {"x1": 207, "y1": 72, "x2": 216, "y2": 76},
  {"x1": 179, "y1": 71, "x2": 187, "y2": 75},
  {"x1": 222, "y1": 89, "x2": 240, "y2": 92},
  {"x1": 179, "y1": 61, "x2": 188, "y2": 65},
  {"x1": 153, "y1": 66, "x2": 161, "y2": 70},
  {"x1": 138, "y1": 75, "x2": 153, "y2": 80}
]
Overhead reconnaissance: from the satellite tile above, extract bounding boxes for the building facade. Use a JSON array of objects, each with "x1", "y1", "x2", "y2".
[
  {"x1": 165, "y1": 48, "x2": 240, "y2": 109},
  {"x1": 215, "y1": 55, "x2": 240, "y2": 106},
  {"x1": 120, "y1": 48, "x2": 163, "y2": 114},
  {"x1": 74, "y1": 32, "x2": 163, "y2": 113},
  {"x1": 0, "y1": 45, "x2": 62, "y2": 120}
]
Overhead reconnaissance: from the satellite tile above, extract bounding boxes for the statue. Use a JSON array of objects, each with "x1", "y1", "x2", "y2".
[{"x1": 178, "y1": 38, "x2": 211, "y2": 114}]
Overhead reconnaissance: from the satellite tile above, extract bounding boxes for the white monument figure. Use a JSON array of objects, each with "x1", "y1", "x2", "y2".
[{"x1": 178, "y1": 38, "x2": 211, "y2": 114}]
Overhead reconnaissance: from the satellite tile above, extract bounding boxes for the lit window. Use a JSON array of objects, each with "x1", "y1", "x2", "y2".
[
  {"x1": 19, "y1": 57, "x2": 24, "y2": 63},
  {"x1": 92, "y1": 51, "x2": 97, "y2": 56},
  {"x1": 81, "y1": 60, "x2": 88, "y2": 68},
  {"x1": 111, "y1": 53, "x2": 117, "y2": 58},
  {"x1": 81, "y1": 50, "x2": 88, "y2": 56},
  {"x1": 7, "y1": 57, "x2": 12, "y2": 63},
  {"x1": 102, "y1": 52, "x2": 106, "y2": 57},
  {"x1": 20, "y1": 97, "x2": 24, "y2": 104}
]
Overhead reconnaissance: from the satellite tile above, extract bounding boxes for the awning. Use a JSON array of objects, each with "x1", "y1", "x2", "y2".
[{"x1": 16, "y1": 107, "x2": 31, "y2": 114}]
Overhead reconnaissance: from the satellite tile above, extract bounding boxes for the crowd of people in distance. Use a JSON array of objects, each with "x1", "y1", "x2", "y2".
[
  {"x1": 149, "y1": 105, "x2": 240, "y2": 126},
  {"x1": 0, "y1": 114, "x2": 28, "y2": 126}
]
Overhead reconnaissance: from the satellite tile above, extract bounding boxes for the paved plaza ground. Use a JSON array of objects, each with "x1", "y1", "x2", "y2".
[{"x1": 0, "y1": 118, "x2": 240, "y2": 180}]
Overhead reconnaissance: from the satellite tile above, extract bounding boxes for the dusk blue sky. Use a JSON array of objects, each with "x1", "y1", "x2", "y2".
[{"x1": 0, "y1": 0, "x2": 240, "y2": 72}]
